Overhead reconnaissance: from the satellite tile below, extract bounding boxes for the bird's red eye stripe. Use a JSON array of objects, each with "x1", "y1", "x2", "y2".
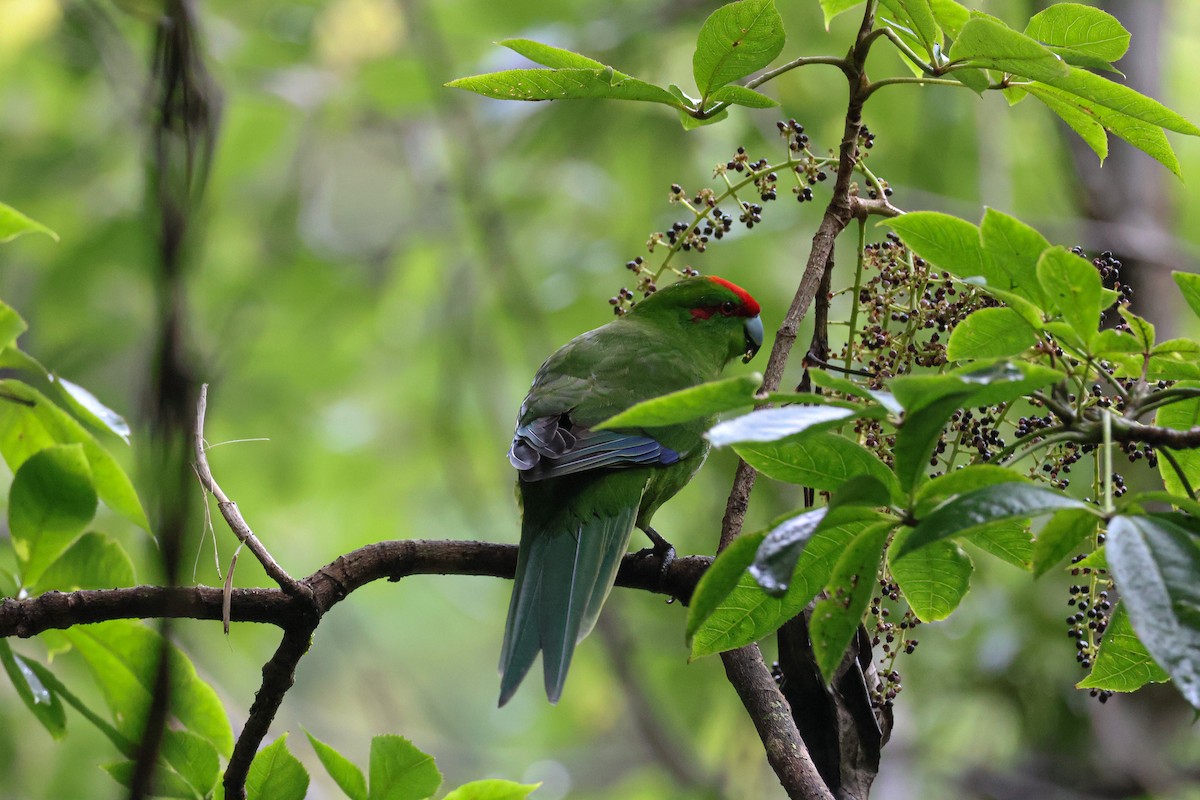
[
  {"x1": 707, "y1": 276, "x2": 760, "y2": 316},
  {"x1": 689, "y1": 307, "x2": 716, "y2": 320}
]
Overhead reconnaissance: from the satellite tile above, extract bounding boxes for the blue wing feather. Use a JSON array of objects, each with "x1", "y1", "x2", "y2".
[{"x1": 509, "y1": 418, "x2": 679, "y2": 481}]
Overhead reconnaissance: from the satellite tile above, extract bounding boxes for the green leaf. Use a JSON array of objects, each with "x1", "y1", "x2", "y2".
[
  {"x1": 247, "y1": 734, "x2": 310, "y2": 800},
  {"x1": 1078, "y1": 604, "x2": 1169, "y2": 692},
  {"x1": 1154, "y1": 381, "x2": 1200, "y2": 499},
  {"x1": 33, "y1": 531, "x2": 136, "y2": 593},
  {"x1": 161, "y1": 729, "x2": 220, "y2": 798},
  {"x1": 306, "y1": 730, "x2": 368, "y2": 800},
  {"x1": 979, "y1": 208, "x2": 1051, "y2": 308},
  {"x1": 809, "y1": 370, "x2": 901, "y2": 413},
  {"x1": 1041, "y1": 65, "x2": 1200, "y2": 136},
  {"x1": 893, "y1": 391, "x2": 973, "y2": 496},
  {"x1": 881, "y1": 0, "x2": 941, "y2": 56},
  {"x1": 692, "y1": 0, "x2": 786, "y2": 100},
  {"x1": 943, "y1": 361, "x2": 1063, "y2": 408},
  {"x1": 368, "y1": 735, "x2": 442, "y2": 800},
  {"x1": 890, "y1": 529, "x2": 972, "y2": 621},
  {"x1": 63, "y1": 620, "x2": 234, "y2": 756},
  {"x1": 946, "y1": 307, "x2": 1038, "y2": 360},
  {"x1": 951, "y1": 68, "x2": 991, "y2": 95},
  {"x1": 811, "y1": 522, "x2": 895, "y2": 682},
  {"x1": 0, "y1": 380, "x2": 149, "y2": 530},
  {"x1": 686, "y1": 530, "x2": 766, "y2": 644},
  {"x1": 1024, "y1": 3, "x2": 1129, "y2": 71},
  {"x1": 103, "y1": 760, "x2": 201, "y2": 800},
  {"x1": 928, "y1": 0, "x2": 970, "y2": 38},
  {"x1": 1037, "y1": 246, "x2": 1103, "y2": 346},
  {"x1": 9, "y1": 443, "x2": 97, "y2": 588},
  {"x1": 707, "y1": 405, "x2": 858, "y2": 446},
  {"x1": 947, "y1": 16, "x2": 1069, "y2": 82},
  {"x1": 0, "y1": 201, "x2": 59, "y2": 243},
  {"x1": 886, "y1": 212, "x2": 987, "y2": 282},
  {"x1": 1120, "y1": 308, "x2": 1155, "y2": 352},
  {"x1": 896, "y1": 483, "x2": 1096, "y2": 560},
  {"x1": 970, "y1": 520, "x2": 1034, "y2": 570},
  {"x1": 708, "y1": 85, "x2": 779, "y2": 109},
  {"x1": 0, "y1": 299, "x2": 28, "y2": 352},
  {"x1": 1026, "y1": 84, "x2": 1109, "y2": 162},
  {"x1": 690, "y1": 520, "x2": 868, "y2": 658},
  {"x1": 818, "y1": 0, "x2": 864, "y2": 28},
  {"x1": 914, "y1": 464, "x2": 1028, "y2": 516},
  {"x1": 751, "y1": 506, "x2": 891, "y2": 596},
  {"x1": 499, "y1": 39, "x2": 605, "y2": 70},
  {"x1": 1106, "y1": 515, "x2": 1200, "y2": 707},
  {"x1": 1032, "y1": 508, "x2": 1098, "y2": 577},
  {"x1": 446, "y1": 69, "x2": 680, "y2": 107},
  {"x1": 50, "y1": 376, "x2": 132, "y2": 443},
  {"x1": 0, "y1": 640, "x2": 67, "y2": 739},
  {"x1": 679, "y1": 106, "x2": 730, "y2": 129},
  {"x1": 734, "y1": 431, "x2": 896, "y2": 493},
  {"x1": 597, "y1": 373, "x2": 761, "y2": 429},
  {"x1": 1174, "y1": 272, "x2": 1200, "y2": 321},
  {"x1": 442, "y1": 780, "x2": 542, "y2": 800}
]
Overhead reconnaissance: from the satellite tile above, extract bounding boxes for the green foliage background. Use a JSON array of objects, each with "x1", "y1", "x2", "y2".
[{"x1": 1, "y1": 0, "x2": 1200, "y2": 797}]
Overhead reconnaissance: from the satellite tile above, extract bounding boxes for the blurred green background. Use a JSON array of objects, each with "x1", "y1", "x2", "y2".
[{"x1": 1, "y1": 0, "x2": 1199, "y2": 797}]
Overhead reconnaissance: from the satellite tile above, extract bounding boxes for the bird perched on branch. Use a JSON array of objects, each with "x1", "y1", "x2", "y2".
[{"x1": 500, "y1": 276, "x2": 764, "y2": 705}]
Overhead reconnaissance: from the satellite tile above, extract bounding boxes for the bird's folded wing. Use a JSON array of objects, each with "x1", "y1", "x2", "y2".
[{"x1": 509, "y1": 420, "x2": 679, "y2": 481}]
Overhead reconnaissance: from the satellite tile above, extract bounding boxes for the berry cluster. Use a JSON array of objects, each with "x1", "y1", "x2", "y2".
[
  {"x1": 1066, "y1": 554, "x2": 1115, "y2": 703},
  {"x1": 868, "y1": 578, "x2": 920, "y2": 711}
]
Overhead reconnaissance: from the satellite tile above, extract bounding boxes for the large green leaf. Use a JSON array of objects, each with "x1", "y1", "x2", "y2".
[
  {"x1": 913, "y1": 464, "x2": 1028, "y2": 516},
  {"x1": 1154, "y1": 381, "x2": 1200, "y2": 498},
  {"x1": 707, "y1": 405, "x2": 858, "y2": 446},
  {"x1": 1024, "y1": 3, "x2": 1130, "y2": 71},
  {"x1": 369, "y1": 735, "x2": 442, "y2": 800},
  {"x1": 247, "y1": 734, "x2": 310, "y2": 800},
  {"x1": 970, "y1": 520, "x2": 1034, "y2": 570},
  {"x1": 734, "y1": 431, "x2": 896, "y2": 493},
  {"x1": 1025, "y1": 85, "x2": 1109, "y2": 162},
  {"x1": 63, "y1": 620, "x2": 234, "y2": 756},
  {"x1": 707, "y1": 85, "x2": 779, "y2": 109},
  {"x1": 890, "y1": 530, "x2": 973, "y2": 622},
  {"x1": 32, "y1": 531, "x2": 136, "y2": 593},
  {"x1": 160, "y1": 729, "x2": 221, "y2": 799},
  {"x1": 0, "y1": 201, "x2": 58, "y2": 243},
  {"x1": 896, "y1": 483, "x2": 1096, "y2": 559},
  {"x1": 0, "y1": 380, "x2": 149, "y2": 530},
  {"x1": 947, "y1": 16, "x2": 1069, "y2": 82},
  {"x1": 1031, "y1": 508, "x2": 1098, "y2": 577},
  {"x1": 692, "y1": 0, "x2": 785, "y2": 100},
  {"x1": 9, "y1": 444, "x2": 97, "y2": 588},
  {"x1": 978, "y1": 208, "x2": 1050, "y2": 308},
  {"x1": 103, "y1": 760, "x2": 200, "y2": 800},
  {"x1": 306, "y1": 730, "x2": 368, "y2": 800},
  {"x1": 893, "y1": 391, "x2": 973, "y2": 496},
  {"x1": 686, "y1": 531, "x2": 766, "y2": 644},
  {"x1": 442, "y1": 781, "x2": 542, "y2": 800},
  {"x1": 946, "y1": 307, "x2": 1038, "y2": 360},
  {"x1": 446, "y1": 69, "x2": 680, "y2": 107},
  {"x1": 1037, "y1": 246, "x2": 1105, "y2": 346},
  {"x1": 751, "y1": 506, "x2": 892, "y2": 596},
  {"x1": 886, "y1": 212, "x2": 988, "y2": 282},
  {"x1": 1041, "y1": 67, "x2": 1200, "y2": 136},
  {"x1": 597, "y1": 373, "x2": 761, "y2": 429},
  {"x1": 0, "y1": 299, "x2": 28, "y2": 352},
  {"x1": 879, "y1": 0, "x2": 941, "y2": 56},
  {"x1": 928, "y1": 0, "x2": 970, "y2": 39},
  {"x1": 818, "y1": 0, "x2": 864, "y2": 28},
  {"x1": 499, "y1": 39, "x2": 605, "y2": 69},
  {"x1": 1106, "y1": 515, "x2": 1200, "y2": 707},
  {"x1": 1077, "y1": 604, "x2": 1170, "y2": 692},
  {"x1": 811, "y1": 522, "x2": 895, "y2": 682},
  {"x1": 0, "y1": 640, "x2": 67, "y2": 739}
]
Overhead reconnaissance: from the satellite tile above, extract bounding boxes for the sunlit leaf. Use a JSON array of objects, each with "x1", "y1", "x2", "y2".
[
  {"x1": 442, "y1": 780, "x2": 542, "y2": 800},
  {"x1": 1032, "y1": 509, "x2": 1098, "y2": 577},
  {"x1": 0, "y1": 641, "x2": 66, "y2": 739},
  {"x1": 50, "y1": 375, "x2": 132, "y2": 443},
  {"x1": 734, "y1": 431, "x2": 896, "y2": 492},
  {"x1": 1078, "y1": 604, "x2": 1169, "y2": 693},
  {"x1": 890, "y1": 529, "x2": 972, "y2": 621},
  {"x1": 946, "y1": 307, "x2": 1038, "y2": 360},
  {"x1": 32, "y1": 531, "x2": 136, "y2": 593},
  {"x1": 369, "y1": 735, "x2": 442, "y2": 800},
  {"x1": 947, "y1": 16, "x2": 1068, "y2": 82},
  {"x1": 306, "y1": 730, "x2": 367, "y2": 800},
  {"x1": 247, "y1": 734, "x2": 309, "y2": 800},
  {"x1": 812, "y1": 522, "x2": 894, "y2": 682},
  {"x1": 0, "y1": 201, "x2": 58, "y2": 243},
  {"x1": 9, "y1": 444, "x2": 97, "y2": 588},
  {"x1": 692, "y1": 0, "x2": 785, "y2": 99}
]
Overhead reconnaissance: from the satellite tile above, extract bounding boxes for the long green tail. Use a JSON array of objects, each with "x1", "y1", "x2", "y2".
[{"x1": 498, "y1": 503, "x2": 636, "y2": 705}]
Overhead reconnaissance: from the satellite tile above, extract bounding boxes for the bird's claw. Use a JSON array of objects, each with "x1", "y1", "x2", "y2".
[{"x1": 634, "y1": 527, "x2": 676, "y2": 577}]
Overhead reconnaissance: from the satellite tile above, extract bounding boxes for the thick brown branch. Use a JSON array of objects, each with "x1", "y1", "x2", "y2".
[{"x1": 0, "y1": 541, "x2": 712, "y2": 640}]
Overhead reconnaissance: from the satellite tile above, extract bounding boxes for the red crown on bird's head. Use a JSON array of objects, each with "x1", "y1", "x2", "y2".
[{"x1": 707, "y1": 276, "x2": 761, "y2": 317}]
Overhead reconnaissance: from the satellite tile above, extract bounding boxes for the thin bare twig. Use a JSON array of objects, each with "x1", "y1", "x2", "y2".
[{"x1": 194, "y1": 384, "x2": 309, "y2": 599}]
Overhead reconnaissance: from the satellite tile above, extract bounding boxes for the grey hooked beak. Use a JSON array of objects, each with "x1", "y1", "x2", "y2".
[{"x1": 743, "y1": 314, "x2": 764, "y2": 363}]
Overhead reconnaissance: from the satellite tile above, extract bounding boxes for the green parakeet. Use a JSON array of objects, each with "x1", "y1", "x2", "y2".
[{"x1": 500, "y1": 276, "x2": 764, "y2": 705}]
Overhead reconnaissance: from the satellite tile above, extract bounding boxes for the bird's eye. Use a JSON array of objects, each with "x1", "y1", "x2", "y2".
[{"x1": 721, "y1": 300, "x2": 736, "y2": 315}]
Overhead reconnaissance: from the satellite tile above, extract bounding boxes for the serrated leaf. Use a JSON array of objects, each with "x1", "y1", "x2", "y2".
[
  {"x1": 306, "y1": 730, "x2": 367, "y2": 800},
  {"x1": 1107, "y1": 515, "x2": 1200, "y2": 707},
  {"x1": 1078, "y1": 604, "x2": 1169, "y2": 692},
  {"x1": 751, "y1": 506, "x2": 891, "y2": 596},
  {"x1": 0, "y1": 201, "x2": 58, "y2": 243},
  {"x1": 369, "y1": 735, "x2": 441, "y2": 800},
  {"x1": 247, "y1": 734, "x2": 309, "y2": 800},
  {"x1": 947, "y1": 16, "x2": 1069, "y2": 82},
  {"x1": 690, "y1": 521, "x2": 868, "y2": 658},
  {"x1": 597, "y1": 373, "x2": 761, "y2": 430},
  {"x1": 1037, "y1": 246, "x2": 1103, "y2": 346},
  {"x1": 161, "y1": 729, "x2": 220, "y2": 798},
  {"x1": 1032, "y1": 508, "x2": 1098, "y2": 577},
  {"x1": 686, "y1": 530, "x2": 767, "y2": 643},
  {"x1": 708, "y1": 85, "x2": 778, "y2": 109},
  {"x1": 893, "y1": 391, "x2": 973, "y2": 496},
  {"x1": 979, "y1": 208, "x2": 1051, "y2": 308},
  {"x1": 1025, "y1": 3, "x2": 1129, "y2": 72},
  {"x1": 9, "y1": 444, "x2": 97, "y2": 588},
  {"x1": 914, "y1": 464, "x2": 1028, "y2": 516},
  {"x1": 707, "y1": 405, "x2": 858, "y2": 446},
  {"x1": 734, "y1": 431, "x2": 896, "y2": 493},
  {"x1": 928, "y1": 0, "x2": 970, "y2": 38},
  {"x1": 0, "y1": 640, "x2": 67, "y2": 739},
  {"x1": 693, "y1": 0, "x2": 786, "y2": 100},
  {"x1": 971, "y1": 520, "x2": 1035, "y2": 569},
  {"x1": 446, "y1": 69, "x2": 680, "y2": 107},
  {"x1": 811, "y1": 522, "x2": 895, "y2": 682},
  {"x1": 946, "y1": 307, "x2": 1038, "y2": 360},
  {"x1": 442, "y1": 780, "x2": 542, "y2": 800},
  {"x1": 886, "y1": 212, "x2": 988, "y2": 282},
  {"x1": 880, "y1": 0, "x2": 941, "y2": 56},
  {"x1": 33, "y1": 531, "x2": 136, "y2": 593},
  {"x1": 890, "y1": 529, "x2": 973, "y2": 621},
  {"x1": 63, "y1": 620, "x2": 234, "y2": 756},
  {"x1": 896, "y1": 483, "x2": 1096, "y2": 559},
  {"x1": 0, "y1": 380, "x2": 149, "y2": 530},
  {"x1": 499, "y1": 39, "x2": 606, "y2": 70},
  {"x1": 1027, "y1": 84, "x2": 1107, "y2": 163},
  {"x1": 1120, "y1": 308, "x2": 1154, "y2": 352},
  {"x1": 1041, "y1": 68, "x2": 1200, "y2": 136}
]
